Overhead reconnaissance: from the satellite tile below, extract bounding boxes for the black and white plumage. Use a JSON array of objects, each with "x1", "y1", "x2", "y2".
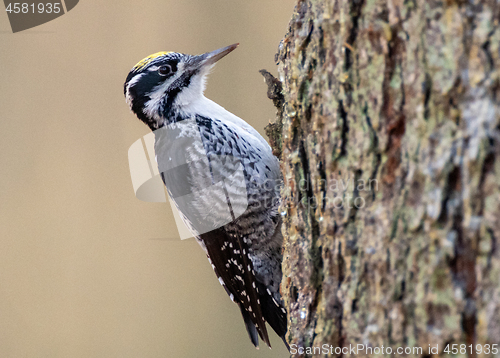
[{"x1": 124, "y1": 44, "x2": 288, "y2": 349}]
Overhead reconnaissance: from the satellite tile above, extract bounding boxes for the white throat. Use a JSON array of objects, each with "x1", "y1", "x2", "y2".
[{"x1": 174, "y1": 70, "x2": 209, "y2": 108}]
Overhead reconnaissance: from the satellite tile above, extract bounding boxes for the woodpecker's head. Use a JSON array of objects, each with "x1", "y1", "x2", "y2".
[{"x1": 124, "y1": 43, "x2": 238, "y2": 130}]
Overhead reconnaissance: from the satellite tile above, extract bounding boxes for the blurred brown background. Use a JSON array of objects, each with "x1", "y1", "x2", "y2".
[{"x1": 0, "y1": 1, "x2": 295, "y2": 357}]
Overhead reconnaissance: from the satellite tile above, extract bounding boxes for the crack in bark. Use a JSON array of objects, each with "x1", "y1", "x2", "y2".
[
  {"x1": 335, "y1": 99, "x2": 349, "y2": 161},
  {"x1": 381, "y1": 22, "x2": 406, "y2": 186},
  {"x1": 344, "y1": 0, "x2": 365, "y2": 72}
]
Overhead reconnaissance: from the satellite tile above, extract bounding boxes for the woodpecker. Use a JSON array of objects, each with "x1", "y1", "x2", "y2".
[{"x1": 124, "y1": 44, "x2": 288, "y2": 349}]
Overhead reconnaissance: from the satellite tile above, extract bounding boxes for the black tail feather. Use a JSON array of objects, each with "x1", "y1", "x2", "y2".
[
  {"x1": 256, "y1": 281, "x2": 288, "y2": 350},
  {"x1": 240, "y1": 306, "x2": 260, "y2": 348},
  {"x1": 257, "y1": 282, "x2": 287, "y2": 337}
]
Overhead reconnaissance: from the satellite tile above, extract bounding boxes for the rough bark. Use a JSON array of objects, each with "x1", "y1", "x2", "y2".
[{"x1": 264, "y1": 0, "x2": 500, "y2": 357}]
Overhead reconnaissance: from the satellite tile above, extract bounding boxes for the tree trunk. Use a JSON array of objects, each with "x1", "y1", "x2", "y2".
[{"x1": 264, "y1": 0, "x2": 500, "y2": 356}]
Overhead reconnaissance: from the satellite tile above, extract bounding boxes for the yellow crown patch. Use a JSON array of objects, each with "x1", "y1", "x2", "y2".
[{"x1": 133, "y1": 51, "x2": 172, "y2": 71}]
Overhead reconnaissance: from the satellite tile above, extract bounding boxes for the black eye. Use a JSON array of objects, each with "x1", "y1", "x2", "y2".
[{"x1": 158, "y1": 65, "x2": 172, "y2": 76}]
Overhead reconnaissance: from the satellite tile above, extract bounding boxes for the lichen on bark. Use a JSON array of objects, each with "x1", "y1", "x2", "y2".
[{"x1": 266, "y1": 0, "x2": 500, "y2": 356}]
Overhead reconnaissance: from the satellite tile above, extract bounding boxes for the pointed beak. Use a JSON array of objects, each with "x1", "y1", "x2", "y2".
[{"x1": 188, "y1": 43, "x2": 239, "y2": 71}]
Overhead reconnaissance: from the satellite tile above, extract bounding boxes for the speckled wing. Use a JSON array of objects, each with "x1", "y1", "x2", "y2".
[
  {"x1": 154, "y1": 116, "x2": 248, "y2": 236},
  {"x1": 201, "y1": 227, "x2": 271, "y2": 347}
]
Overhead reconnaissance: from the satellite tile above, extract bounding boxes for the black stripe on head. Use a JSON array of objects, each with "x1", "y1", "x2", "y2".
[
  {"x1": 125, "y1": 73, "x2": 161, "y2": 127},
  {"x1": 125, "y1": 57, "x2": 180, "y2": 99},
  {"x1": 163, "y1": 70, "x2": 195, "y2": 118}
]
